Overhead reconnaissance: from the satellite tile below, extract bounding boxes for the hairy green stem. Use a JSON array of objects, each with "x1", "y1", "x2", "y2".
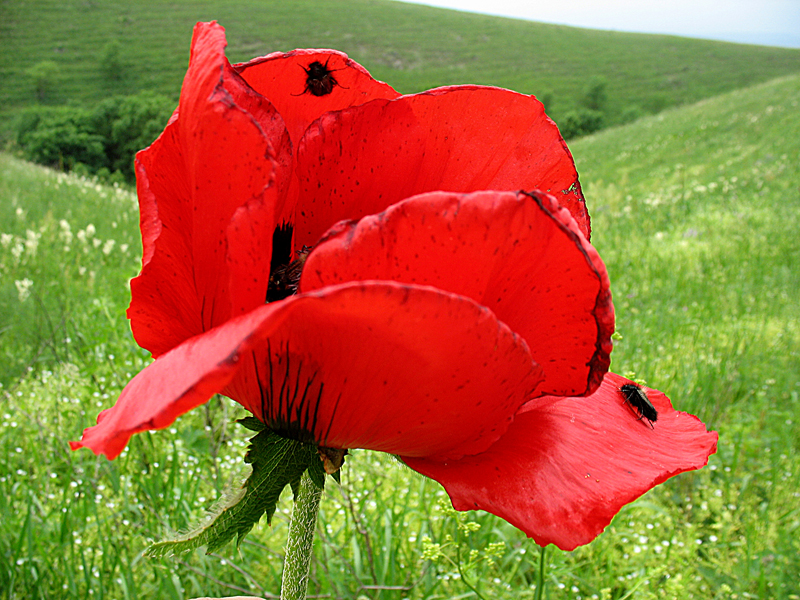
[
  {"x1": 535, "y1": 544, "x2": 547, "y2": 600},
  {"x1": 280, "y1": 471, "x2": 323, "y2": 600}
]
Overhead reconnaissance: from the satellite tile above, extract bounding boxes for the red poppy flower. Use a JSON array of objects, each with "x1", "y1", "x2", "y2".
[{"x1": 71, "y1": 21, "x2": 716, "y2": 550}]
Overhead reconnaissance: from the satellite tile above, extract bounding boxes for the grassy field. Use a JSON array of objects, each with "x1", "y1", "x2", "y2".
[
  {"x1": 1, "y1": 56, "x2": 799, "y2": 598},
  {"x1": 2, "y1": 0, "x2": 800, "y2": 137}
]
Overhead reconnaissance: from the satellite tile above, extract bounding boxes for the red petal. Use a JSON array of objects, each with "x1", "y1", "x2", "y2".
[
  {"x1": 234, "y1": 50, "x2": 400, "y2": 151},
  {"x1": 235, "y1": 50, "x2": 400, "y2": 227},
  {"x1": 73, "y1": 282, "x2": 543, "y2": 461},
  {"x1": 405, "y1": 372, "x2": 718, "y2": 550},
  {"x1": 301, "y1": 190, "x2": 613, "y2": 396},
  {"x1": 293, "y1": 86, "x2": 588, "y2": 250},
  {"x1": 69, "y1": 306, "x2": 274, "y2": 460},
  {"x1": 129, "y1": 22, "x2": 290, "y2": 357}
]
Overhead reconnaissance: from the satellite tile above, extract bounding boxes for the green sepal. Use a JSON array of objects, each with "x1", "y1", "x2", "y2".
[
  {"x1": 236, "y1": 416, "x2": 266, "y2": 432},
  {"x1": 145, "y1": 429, "x2": 320, "y2": 558},
  {"x1": 306, "y1": 449, "x2": 327, "y2": 490}
]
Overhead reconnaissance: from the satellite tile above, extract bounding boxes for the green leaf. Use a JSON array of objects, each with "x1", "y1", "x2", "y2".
[{"x1": 145, "y1": 430, "x2": 319, "y2": 557}]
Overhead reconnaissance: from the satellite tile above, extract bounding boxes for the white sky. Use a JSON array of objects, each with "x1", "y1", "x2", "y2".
[{"x1": 396, "y1": 0, "x2": 800, "y2": 48}]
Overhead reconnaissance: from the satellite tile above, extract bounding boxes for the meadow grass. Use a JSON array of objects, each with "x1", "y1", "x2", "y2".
[
  {"x1": 1, "y1": 72, "x2": 799, "y2": 598},
  {"x1": 2, "y1": 0, "x2": 800, "y2": 138}
]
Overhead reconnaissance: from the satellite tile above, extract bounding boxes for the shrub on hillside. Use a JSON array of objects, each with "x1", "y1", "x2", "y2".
[
  {"x1": 620, "y1": 104, "x2": 644, "y2": 124},
  {"x1": 558, "y1": 108, "x2": 605, "y2": 140},
  {"x1": 14, "y1": 92, "x2": 174, "y2": 183},
  {"x1": 89, "y1": 93, "x2": 175, "y2": 181},
  {"x1": 16, "y1": 106, "x2": 106, "y2": 171}
]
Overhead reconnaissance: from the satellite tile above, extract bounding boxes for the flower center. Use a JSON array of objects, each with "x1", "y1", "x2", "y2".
[
  {"x1": 251, "y1": 342, "x2": 343, "y2": 449},
  {"x1": 252, "y1": 346, "x2": 348, "y2": 474},
  {"x1": 267, "y1": 224, "x2": 311, "y2": 302}
]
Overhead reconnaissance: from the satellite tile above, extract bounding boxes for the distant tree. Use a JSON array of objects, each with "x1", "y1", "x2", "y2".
[
  {"x1": 620, "y1": 104, "x2": 644, "y2": 124},
  {"x1": 25, "y1": 60, "x2": 60, "y2": 102},
  {"x1": 581, "y1": 76, "x2": 608, "y2": 112},
  {"x1": 535, "y1": 90, "x2": 555, "y2": 112},
  {"x1": 100, "y1": 40, "x2": 126, "y2": 83},
  {"x1": 644, "y1": 92, "x2": 670, "y2": 114}
]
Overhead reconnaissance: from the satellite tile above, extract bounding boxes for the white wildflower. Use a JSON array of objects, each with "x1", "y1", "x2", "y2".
[
  {"x1": 25, "y1": 230, "x2": 40, "y2": 257},
  {"x1": 11, "y1": 242, "x2": 24, "y2": 260},
  {"x1": 15, "y1": 278, "x2": 33, "y2": 302},
  {"x1": 59, "y1": 220, "x2": 73, "y2": 244}
]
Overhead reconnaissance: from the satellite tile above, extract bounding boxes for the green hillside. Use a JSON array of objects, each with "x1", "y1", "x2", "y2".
[
  {"x1": 2, "y1": 0, "x2": 799, "y2": 134},
  {"x1": 1, "y1": 68, "x2": 799, "y2": 597},
  {"x1": 572, "y1": 74, "x2": 800, "y2": 420}
]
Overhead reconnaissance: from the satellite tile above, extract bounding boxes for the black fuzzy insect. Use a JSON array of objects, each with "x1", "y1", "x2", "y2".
[
  {"x1": 298, "y1": 59, "x2": 340, "y2": 96},
  {"x1": 620, "y1": 383, "x2": 658, "y2": 428}
]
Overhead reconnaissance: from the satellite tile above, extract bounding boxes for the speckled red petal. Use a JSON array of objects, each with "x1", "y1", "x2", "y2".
[
  {"x1": 235, "y1": 49, "x2": 400, "y2": 150},
  {"x1": 301, "y1": 190, "x2": 612, "y2": 397},
  {"x1": 235, "y1": 49, "x2": 400, "y2": 227},
  {"x1": 224, "y1": 282, "x2": 544, "y2": 458},
  {"x1": 293, "y1": 86, "x2": 588, "y2": 250},
  {"x1": 74, "y1": 282, "x2": 543, "y2": 461},
  {"x1": 129, "y1": 22, "x2": 290, "y2": 357},
  {"x1": 405, "y1": 373, "x2": 718, "y2": 550}
]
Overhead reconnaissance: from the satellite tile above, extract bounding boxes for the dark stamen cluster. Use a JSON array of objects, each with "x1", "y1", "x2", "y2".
[
  {"x1": 268, "y1": 246, "x2": 311, "y2": 302},
  {"x1": 267, "y1": 224, "x2": 312, "y2": 302},
  {"x1": 252, "y1": 341, "x2": 342, "y2": 446}
]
